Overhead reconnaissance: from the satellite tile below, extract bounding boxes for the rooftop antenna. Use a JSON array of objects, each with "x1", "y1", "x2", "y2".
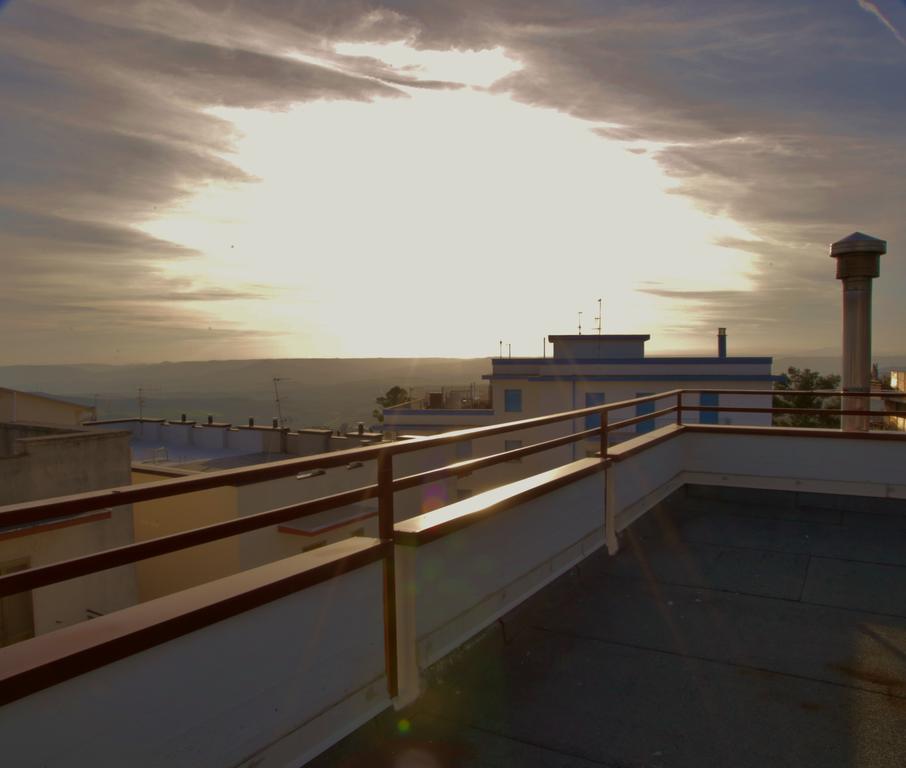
[
  {"x1": 137, "y1": 385, "x2": 162, "y2": 437},
  {"x1": 578, "y1": 312, "x2": 583, "y2": 335},
  {"x1": 499, "y1": 339, "x2": 503, "y2": 359},
  {"x1": 595, "y1": 299, "x2": 603, "y2": 335},
  {"x1": 543, "y1": 337, "x2": 546, "y2": 359},
  {"x1": 272, "y1": 377, "x2": 289, "y2": 429}
]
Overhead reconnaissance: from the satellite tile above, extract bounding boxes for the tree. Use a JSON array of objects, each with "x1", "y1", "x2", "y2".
[
  {"x1": 372, "y1": 385, "x2": 409, "y2": 423},
  {"x1": 773, "y1": 367, "x2": 841, "y2": 428}
]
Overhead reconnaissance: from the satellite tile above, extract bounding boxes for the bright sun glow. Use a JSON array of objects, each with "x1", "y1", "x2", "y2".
[{"x1": 138, "y1": 42, "x2": 759, "y2": 358}]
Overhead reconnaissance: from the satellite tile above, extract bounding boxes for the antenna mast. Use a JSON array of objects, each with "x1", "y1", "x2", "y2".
[
  {"x1": 578, "y1": 312, "x2": 583, "y2": 335},
  {"x1": 595, "y1": 298, "x2": 603, "y2": 335},
  {"x1": 273, "y1": 377, "x2": 287, "y2": 429}
]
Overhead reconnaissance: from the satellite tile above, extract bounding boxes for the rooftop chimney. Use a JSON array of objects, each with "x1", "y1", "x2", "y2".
[
  {"x1": 181, "y1": 413, "x2": 186, "y2": 422},
  {"x1": 358, "y1": 422, "x2": 365, "y2": 436},
  {"x1": 207, "y1": 415, "x2": 213, "y2": 425},
  {"x1": 717, "y1": 327, "x2": 727, "y2": 359},
  {"x1": 272, "y1": 417, "x2": 279, "y2": 429},
  {"x1": 830, "y1": 232, "x2": 886, "y2": 431},
  {"x1": 248, "y1": 417, "x2": 255, "y2": 428}
]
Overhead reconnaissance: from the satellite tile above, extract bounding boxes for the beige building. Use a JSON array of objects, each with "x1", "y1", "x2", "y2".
[
  {"x1": 0, "y1": 387, "x2": 95, "y2": 427},
  {"x1": 0, "y1": 423, "x2": 137, "y2": 646},
  {"x1": 87, "y1": 417, "x2": 455, "y2": 602}
]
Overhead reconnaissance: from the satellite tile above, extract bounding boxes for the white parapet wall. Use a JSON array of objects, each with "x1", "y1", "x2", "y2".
[
  {"x1": 604, "y1": 426, "x2": 906, "y2": 548},
  {"x1": 0, "y1": 540, "x2": 390, "y2": 768},
  {"x1": 393, "y1": 459, "x2": 606, "y2": 704},
  {"x1": 680, "y1": 428, "x2": 906, "y2": 498},
  {"x1": 5, "y1": 423, "x2": 906, "y2": 766},
  {"x1": 606, "y1": 427, "x2": 686, "y2": 537}
]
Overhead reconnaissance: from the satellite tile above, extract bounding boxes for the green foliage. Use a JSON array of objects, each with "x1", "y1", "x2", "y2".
[
  {"x1": 372, "y1": 385, "x2": 409, "y2": 423},
  {"x1": 773, "y1": 367, "x2": 841, "y2": 428}
]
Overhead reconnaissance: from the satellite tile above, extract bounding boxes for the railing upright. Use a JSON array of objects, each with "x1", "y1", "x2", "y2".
[
  {"x1": 600, "y1": 411, "x2": 609, "y2": 459},
  {"x1": 377, "y1": 451, "x2": 398, "y2": 698},
  {"x1": 676, "y1": 392, "x2": 683, "y2": 426}
]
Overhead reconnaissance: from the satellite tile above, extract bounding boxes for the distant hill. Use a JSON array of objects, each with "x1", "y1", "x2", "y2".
[
  {"x1": 5, "y1": 354, "x2": 906, "y2": 430},
  {"x1": 0, "y1": 358, "x2": 492, "y2": 429}
]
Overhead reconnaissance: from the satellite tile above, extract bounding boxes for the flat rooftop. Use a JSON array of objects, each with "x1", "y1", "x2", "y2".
[{"x1": 311, "y1": 486, "x2": 906, "y2": 767}]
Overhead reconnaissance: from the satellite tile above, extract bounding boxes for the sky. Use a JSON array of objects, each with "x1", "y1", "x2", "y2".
[{"x1": 0, "y1": 0, "x2": 904, "y2": 364}]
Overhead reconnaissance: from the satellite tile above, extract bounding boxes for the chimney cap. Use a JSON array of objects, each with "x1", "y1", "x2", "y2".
[{"x1": 830, "y1": 232, "x2": 887, "y2": 258}]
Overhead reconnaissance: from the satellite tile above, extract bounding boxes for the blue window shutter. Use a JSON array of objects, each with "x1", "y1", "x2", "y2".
[
  {"x1": 700, "y1": 392, "x2": 719, "y2": 424},
  {"x1": 584, "y1": 392, "x2": 606, "y2": 429},
  {"x1": 504, "y1": 389, "x2": 522, "y2": 412},
  {"x1": 635, "y1": 393, "x2": 655, "y2": 433}
]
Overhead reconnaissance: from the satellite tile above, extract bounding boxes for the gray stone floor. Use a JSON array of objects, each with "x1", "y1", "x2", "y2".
[{"x1": 309, "y1": 488, "x2": 906, "y2": 767}]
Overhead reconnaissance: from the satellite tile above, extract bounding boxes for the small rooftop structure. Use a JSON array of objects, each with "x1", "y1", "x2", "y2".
[{"x1": 547, "y1": 333, "x2": 651, "y2": 360}]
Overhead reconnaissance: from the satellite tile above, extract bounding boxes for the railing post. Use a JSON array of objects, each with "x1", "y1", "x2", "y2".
[
  {"x1": 676, "y1": 391, "x2": 683, "y2": 425},
  {"x1": 377, "y1": 450, "x2": 399, "y2": 698},
  {"x1": 599, "y1": 410, "x2": 608, "y2": 459}
]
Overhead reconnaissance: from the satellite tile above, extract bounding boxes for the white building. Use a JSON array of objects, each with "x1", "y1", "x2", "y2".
[{"x1": 384, "y1": 329, "x2": 776, "y2": 493}]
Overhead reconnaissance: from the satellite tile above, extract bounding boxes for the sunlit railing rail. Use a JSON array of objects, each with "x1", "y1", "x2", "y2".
[{"x1": 1, "y1": 387, "x2": 903, "y2": 705}]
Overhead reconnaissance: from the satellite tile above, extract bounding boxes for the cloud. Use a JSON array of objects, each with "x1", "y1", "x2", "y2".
[
  {"x1": 1, "y1": 0, "x2": 905, "y2": 361},
  {"x1": 857, "y1": 0, "x2": 906, "y2": 46}
]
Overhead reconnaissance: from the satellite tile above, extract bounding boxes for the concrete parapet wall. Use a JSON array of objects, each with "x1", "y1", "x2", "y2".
[{"x1": 0, "y1": 544, "x2": 388, "y2": 768}]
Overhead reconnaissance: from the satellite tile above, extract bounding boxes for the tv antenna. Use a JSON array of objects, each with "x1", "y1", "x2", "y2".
[
  {"x1": 594, "y1": 298, "x2": 603, "y2": 335},
  {"x1": 137, "y1": 385, "x2": 162, "y2": 436},
  {"x1": 577, "y1": 312, "x2": 583, "y2": 335},
  {"x1": 272, "y1": 377, "x2": 290, "y2": 429}
]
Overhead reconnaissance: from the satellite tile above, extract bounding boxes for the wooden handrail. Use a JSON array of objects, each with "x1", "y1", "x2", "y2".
[
  {"x1": 0, "y1": 391, "x2": 680, "y2": 529},
  {"x1": 2, "y1": 385, "x2": 904, "y2": 709}
]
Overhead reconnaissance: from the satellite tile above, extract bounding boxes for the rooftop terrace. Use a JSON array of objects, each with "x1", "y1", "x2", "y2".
[
  {"x1": 311, "y1": 484, "x2": 906, "y2": 767},
  {"x1": 2, "y1": 388, "x2": 905, "y2": 767}
]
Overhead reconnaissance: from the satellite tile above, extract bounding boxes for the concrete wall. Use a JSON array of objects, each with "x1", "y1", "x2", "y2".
[
  {"x1": 0, "y1": 543, "x2": 388, "y2": 768},
  {"x1": 0, "y1": 427, "x2": 132, "y2": 505}
]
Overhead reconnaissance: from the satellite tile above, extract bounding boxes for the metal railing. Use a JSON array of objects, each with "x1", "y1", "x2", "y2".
[{"x1": 1, "y1": 388, "x2": 904, "y2": 701}]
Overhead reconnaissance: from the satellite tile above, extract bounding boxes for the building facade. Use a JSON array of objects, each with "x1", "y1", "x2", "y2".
[
  {"x1": 384, "y1": 329, "x2": 777, "y2": 493},
  {"x1": 0, "y1": 423, "x2": 137, "y2": 646}
]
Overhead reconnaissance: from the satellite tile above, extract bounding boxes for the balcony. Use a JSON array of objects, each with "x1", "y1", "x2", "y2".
[{"x1": 1, "y1": 390, "x2": 906, "y2": 766}]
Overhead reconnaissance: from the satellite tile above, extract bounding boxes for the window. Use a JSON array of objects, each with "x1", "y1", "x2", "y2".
[
  {"x1": 699, "y1": 392, "x2": 719, "y2": 424},
  {"x1": 504, "y1": 439, "x2": 523, "y2": 462},
  {"x1": 584, "y1": 392, "x2": 606, "y2": 429},
  {"x1": 635, "y1": 393, "x2": 655, "y2": 434},
  {"x1": 504, "y1": 389, "x2": 522, "y2": 412}
]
